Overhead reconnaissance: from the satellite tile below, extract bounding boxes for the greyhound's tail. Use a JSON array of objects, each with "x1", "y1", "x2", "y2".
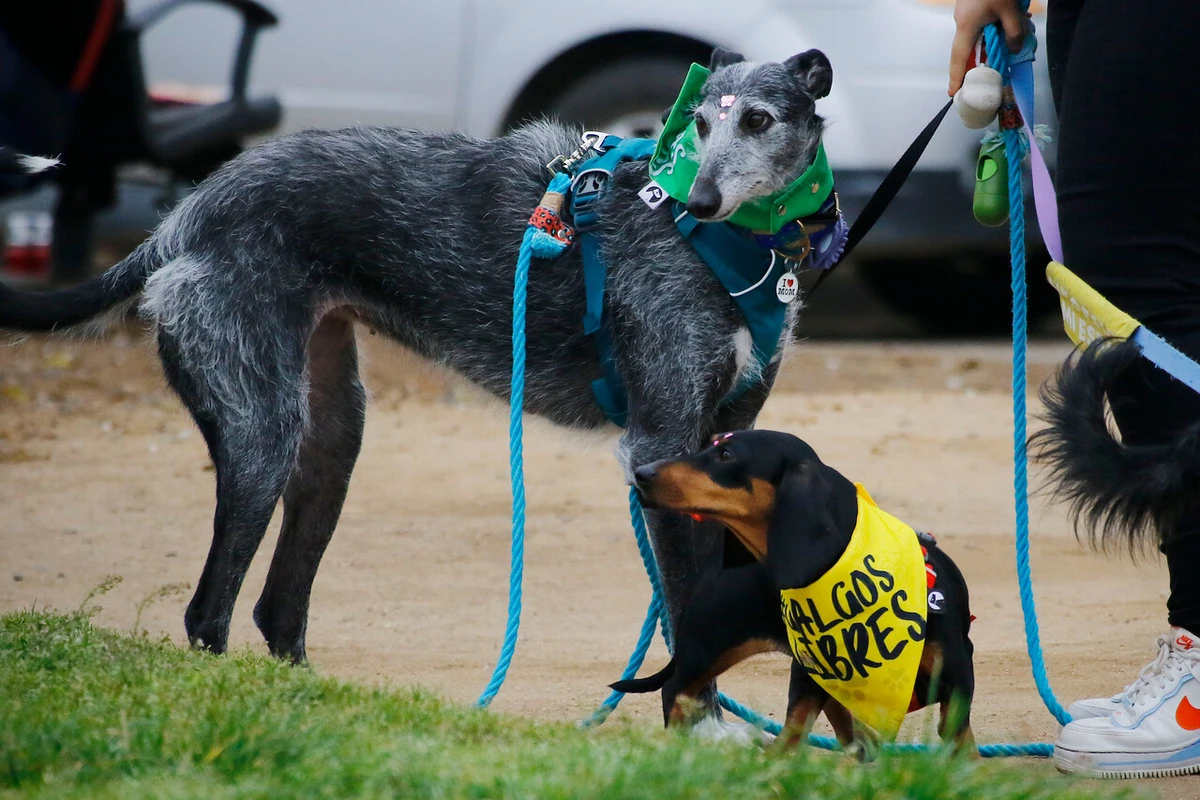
[
  {"x1": 1030, "y1": 337, "x2": 1200, "y2": 553},
  {"x1": 0, "y1": 146, "x2": 156, "y2": 333},
  {"x1": 0, "y1": 246, "x2": 155, "y2": 333},
  {"x1": 610, "y1": 659, "x2": 675, "y2": 694}
]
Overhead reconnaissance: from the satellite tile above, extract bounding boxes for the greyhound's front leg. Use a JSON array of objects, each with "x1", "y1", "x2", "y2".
[{"x1": 615, "y1": 362, "x2": 777, "y2": 725}]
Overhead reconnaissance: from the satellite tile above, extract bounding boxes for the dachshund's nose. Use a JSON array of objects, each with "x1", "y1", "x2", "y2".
[{"x1": 633, "y1": 464, "x2": 657, "y2": 484}]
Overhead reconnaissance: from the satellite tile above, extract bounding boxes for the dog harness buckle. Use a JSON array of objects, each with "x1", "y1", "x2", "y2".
[{"x1": 569, "y1": 169, "x2": 609, "y2": 230}]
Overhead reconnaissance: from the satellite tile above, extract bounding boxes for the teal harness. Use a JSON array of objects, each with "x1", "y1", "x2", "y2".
[{"x1": 566, "y1": 136, "x2": 791, "y2": 427}]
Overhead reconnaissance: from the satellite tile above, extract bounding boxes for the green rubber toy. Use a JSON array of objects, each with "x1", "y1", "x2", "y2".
[{"x1": 973, "y1": 140, "x2": 1009, "y2": 227}]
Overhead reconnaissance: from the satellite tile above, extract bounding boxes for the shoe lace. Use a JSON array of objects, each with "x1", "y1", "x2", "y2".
[{"x1": 1123, "y1": 635, "x2": 1200, "y2": 710}]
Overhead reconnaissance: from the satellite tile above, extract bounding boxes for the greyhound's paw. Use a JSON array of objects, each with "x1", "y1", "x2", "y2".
[{"x1": 690, "y1": 716, "x2": 775, "y2": 747}]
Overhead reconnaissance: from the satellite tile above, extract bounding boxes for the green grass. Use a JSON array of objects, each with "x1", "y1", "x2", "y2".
[{"x1": 0, "y1": 612, "x2": 1146, "y2": 799}]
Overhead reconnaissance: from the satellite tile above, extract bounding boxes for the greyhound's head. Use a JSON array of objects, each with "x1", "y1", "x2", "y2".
[{"x1": 685, "y1": 48, "x2": 832, "y2": 222}]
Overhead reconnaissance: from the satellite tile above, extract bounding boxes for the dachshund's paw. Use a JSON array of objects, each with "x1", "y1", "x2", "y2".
[
  {"x1": 842, "y1": 738, "x2": 879, "y2": 763},
  {"x1": 690, "y1": 716, "x2": 775, "y2": 747}
]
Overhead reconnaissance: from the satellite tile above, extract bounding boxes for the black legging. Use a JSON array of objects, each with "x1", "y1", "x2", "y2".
[{"x1": 1049, "y1": 0, "x2": 1200, "y2": 631}]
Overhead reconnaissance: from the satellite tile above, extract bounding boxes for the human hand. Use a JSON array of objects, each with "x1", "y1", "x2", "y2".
[{"x1": 948, "y1": 0, "x2": 1026, "y2": 96}]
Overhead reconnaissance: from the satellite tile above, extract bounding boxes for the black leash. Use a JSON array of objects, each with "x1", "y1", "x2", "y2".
[{"x1": 808, "y1": 98, "x2": 954, "y2": 298}]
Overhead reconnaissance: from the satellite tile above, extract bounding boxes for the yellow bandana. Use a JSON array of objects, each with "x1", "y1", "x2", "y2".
[{"x1": 779, "y1": 484, "x2": 927, "y2": 739}]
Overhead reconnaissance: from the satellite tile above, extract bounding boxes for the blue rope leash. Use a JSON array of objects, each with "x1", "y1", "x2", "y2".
[
  {"x1": 580, "y1": 586, "x2": 663, "y2": 728},
  {"x1": 476, "y1": 172, "x2": 572, "y2": 707},
  {"x1": 984, "y1": 18, "x2": 1072, "y2": 728},
  {"x1": 626, "y1": 489, "x2": 675, "y2": 649},
  {"x1": 475, "y1": 224, "x2": 534, "y2": 707}
]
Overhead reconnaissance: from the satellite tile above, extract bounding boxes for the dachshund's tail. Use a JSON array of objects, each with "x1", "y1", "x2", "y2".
[
  {"x1": 1030, "y1": 337, "x2": 1200, "y2": 553},
  {"x1": 610, "y1": 659, "x2": 675, "y2": 694}
]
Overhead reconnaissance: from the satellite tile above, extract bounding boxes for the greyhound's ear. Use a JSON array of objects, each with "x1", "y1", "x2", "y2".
[
  {"x1": 661, "y1": 106, "x2": 674, "y2": 124},
  {"x1": 767, "y1": 465, "x2": 855, "y2": 589},
  {"x1": 784, "y1": 49, "x2": 833, "y2": 99},
  {"x1": 709, "y1": 47, "x2": 746, "y2": 72}
]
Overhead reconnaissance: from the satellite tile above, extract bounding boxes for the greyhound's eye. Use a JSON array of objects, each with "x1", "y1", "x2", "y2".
[
  {"x1": 695, "y1": 116, "x2": 710, "y2": 138},
  {"x1": 743, "y1": 110, "x2": 772, "y2": 131},
  {"x1": 718, "y1": 448, "x2": 734, "y2": 462}
]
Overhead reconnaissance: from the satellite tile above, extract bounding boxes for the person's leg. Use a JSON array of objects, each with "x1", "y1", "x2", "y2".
[
  {"x1": 1050, "y1": 0, "x2": 1200, "y2": 777},
  {"x1": 1045, "y1": 0, "x2": 1083, "y2": 113},
  {"x1": 1055, "y1": 0, "x2": 1200, "y2": 634}
]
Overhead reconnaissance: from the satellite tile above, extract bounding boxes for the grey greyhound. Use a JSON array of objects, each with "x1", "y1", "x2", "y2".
[{"x1": 0, "y1": 47, "x2": 833, "y2": 721}]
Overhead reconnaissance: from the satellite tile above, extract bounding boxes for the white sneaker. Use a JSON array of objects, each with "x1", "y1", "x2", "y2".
[
  {"x1": 1055, "y1": 627, "x2": 1200, "y2": 778},
  {"x1": 1065, "y1": 634, "x2": 1199, "y2": 721}
]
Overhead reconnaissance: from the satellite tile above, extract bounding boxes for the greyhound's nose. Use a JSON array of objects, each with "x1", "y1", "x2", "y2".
[
  {"x1": 687, "y1": 185, "x2": 722, "y2": 219},
  {"x1": 633, "y1": 464, "x2": 657, "y2": 484}
]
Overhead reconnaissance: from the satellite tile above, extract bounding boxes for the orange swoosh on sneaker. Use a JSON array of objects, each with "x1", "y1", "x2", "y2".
[{"x1": 1175, "y1": 696, "x2": 1200, "y2": 731}]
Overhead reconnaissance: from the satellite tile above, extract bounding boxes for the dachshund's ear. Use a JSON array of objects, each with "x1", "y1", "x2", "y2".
[
  {"x1": 767, "y1": 465, "x2": 856, "y2": 589},
  {"x1": 709, "y1": 47, "x2": 746, "y2": 72}
]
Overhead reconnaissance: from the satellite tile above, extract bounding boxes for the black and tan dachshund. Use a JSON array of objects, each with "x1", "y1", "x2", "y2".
[{"x1": 614, "y1": 430, "x2": 975, "y2": 753}]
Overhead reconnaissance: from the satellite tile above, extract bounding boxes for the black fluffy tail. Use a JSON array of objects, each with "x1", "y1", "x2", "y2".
[
  {"x1": 610, "y1": 659, "x2": 675, "y2": 694},
  {"x1": 0, "y1": 246, "x2": 154, "y2": 332},
  {"x1": 1030, "y1": 338, "x2": 1200, "y2": 552}
]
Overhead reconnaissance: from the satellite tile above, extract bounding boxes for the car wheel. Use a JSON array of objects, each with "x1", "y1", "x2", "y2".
[
  {"x1": 543, "y1": 56, "x2": 695, "y2": 139},
  {"x1": 857, "y1": 250, "x2": 1059, "y2": 336}
]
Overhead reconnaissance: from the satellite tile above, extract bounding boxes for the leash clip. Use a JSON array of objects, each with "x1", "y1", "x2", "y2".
[
  {"x1": 546, "y1": 130, "x2": 615, "y2": 176},
  {"x1": 579, "y1": 130, "x2": 611, "y2": 153}
]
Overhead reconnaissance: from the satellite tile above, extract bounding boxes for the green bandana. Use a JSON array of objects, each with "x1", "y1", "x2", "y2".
[{"x1": 649, "y1": 63, "x2": 834, "y2": 234}]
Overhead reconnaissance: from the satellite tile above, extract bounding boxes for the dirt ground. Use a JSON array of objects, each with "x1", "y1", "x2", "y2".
[{"x1": 1, "y1": 324, "x2": 1192, "y2": 797}]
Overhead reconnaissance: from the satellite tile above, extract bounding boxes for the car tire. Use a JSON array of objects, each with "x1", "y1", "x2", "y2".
[
  {"x1": 857, "y1": 250, "x2": 1059, "y2": 336},
  {"x1": 543, "y1": 56, "x2": 696, "y2": 139}
]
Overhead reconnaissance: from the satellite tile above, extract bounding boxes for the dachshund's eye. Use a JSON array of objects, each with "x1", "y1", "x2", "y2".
[
  {"x1": 695, "y1": 116, "x2": 710, "y2": 138},
  {"x1": 743, "y1": 110, "x2": 772, "y2": 131},
  {"x1": 718, "y1": 448, "x2": 734, "y2": 462}
]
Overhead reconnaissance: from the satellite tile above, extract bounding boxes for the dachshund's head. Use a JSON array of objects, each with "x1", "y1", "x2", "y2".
[{"x1": 633, "y1": 430, "x2": 858, "y2": 587}]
